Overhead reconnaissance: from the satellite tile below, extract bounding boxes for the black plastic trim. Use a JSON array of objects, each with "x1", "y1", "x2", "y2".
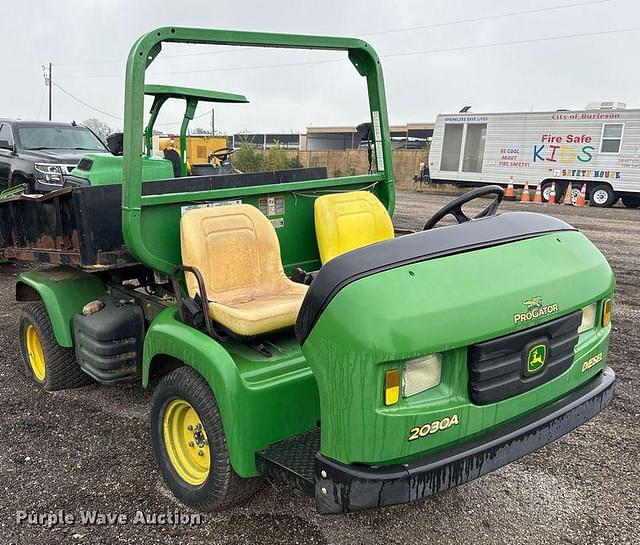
[
  {"x1": 468, "y1": 309, "x2": 582, "y2": 404},
  {"x1": 296, "y1": 212, "x2": 575, "y2": 344},
  {"x1": 314, "y1": 367, "x2": 615, "y2": 514}
]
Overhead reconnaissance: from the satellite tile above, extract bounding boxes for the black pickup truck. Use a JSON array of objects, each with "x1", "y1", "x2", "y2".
[{"x1": 0, "y1": 120, "x2": 109, "y2": 192}]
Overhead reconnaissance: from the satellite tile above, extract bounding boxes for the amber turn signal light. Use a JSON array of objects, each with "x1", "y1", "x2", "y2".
[
  {"x1": 384, "y1": 369, "x2": 400, "y2": 406},
  {"x1": 602, "y1": 299, "x2": 612, "y2": 328}
]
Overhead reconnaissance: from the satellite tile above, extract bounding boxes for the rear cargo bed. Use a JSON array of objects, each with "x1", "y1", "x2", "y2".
[{"x1": 0, "y1": 167, "x2": 327, "y2": 270}]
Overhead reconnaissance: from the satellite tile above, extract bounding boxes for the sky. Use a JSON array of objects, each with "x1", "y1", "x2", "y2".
[{"x1": 1, "y1": 0, "x2": 638, "y2": 135}]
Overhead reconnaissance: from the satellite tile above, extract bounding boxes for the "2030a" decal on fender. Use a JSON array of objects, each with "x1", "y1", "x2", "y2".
[{"x1": 408, "y1": 414, "x2": 460, "y2": 442}]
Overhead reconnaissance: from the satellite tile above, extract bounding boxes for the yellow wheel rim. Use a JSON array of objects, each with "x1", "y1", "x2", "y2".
[
  {"x1": 163, "y1": 399, "x2": 210, "y2": 485},
  {"x1": 25, "y1": 324, "x2": 46, "y2": 382}
]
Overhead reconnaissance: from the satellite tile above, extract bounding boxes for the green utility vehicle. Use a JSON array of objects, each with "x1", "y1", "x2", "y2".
[{"x1": 1, "y1": 28, "x2": 615, "y2": 514}]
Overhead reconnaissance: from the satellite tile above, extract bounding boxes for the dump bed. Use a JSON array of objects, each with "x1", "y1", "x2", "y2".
[{"x1": 0, "y1": 167, "x2": 327, "y2": 270}]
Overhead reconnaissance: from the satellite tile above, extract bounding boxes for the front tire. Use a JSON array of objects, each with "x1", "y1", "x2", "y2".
[
  {"x1": 18, "y1": 302, "x2": 92, "y2": 391},
  {"x1": 589, "y1": 184, "x2": 618, "y2": 207},
  {"x1": 150, "y1": 366, "x2": 261, "y2": 511}
]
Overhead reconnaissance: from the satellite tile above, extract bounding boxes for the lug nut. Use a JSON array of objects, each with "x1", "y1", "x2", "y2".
[
  {"x1": 187, "y1": 425, "x2": 193, "y2": 431},
  {"x1": 320, "y1": 470, "x2": 327, "y2": 478},
  {"x1": 321, "y1": 487, "x2": 328, "y2": 495},
  {"x1": 189, "y1": 441, "x2": 194, "y2": 447},
  {"x1": 198, "y1": 450, "x2": 204, "y2": 457}
]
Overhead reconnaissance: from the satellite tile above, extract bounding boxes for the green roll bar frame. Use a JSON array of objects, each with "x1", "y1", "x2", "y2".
[
  {"x1": 122, "y1": 27, "x2": 394, "y2": 274},
  {"x1": 143, "y1": 84, "x2": 249, "y2": 175}
]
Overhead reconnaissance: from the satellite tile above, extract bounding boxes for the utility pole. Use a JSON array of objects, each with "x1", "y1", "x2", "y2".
[
  {"x1": 42, "y1": 63, "x2": 52, "y2": 120},
  {"x1": 48, "y1": 62, "x2": 52, "y2": 120},
  {"x1": 210, "y1": 108, "x2": 215, "y2": 135}
]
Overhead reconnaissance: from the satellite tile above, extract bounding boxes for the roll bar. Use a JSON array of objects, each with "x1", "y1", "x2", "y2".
[{"x1": 122, "y1": 27, "x2": 393, "y2": 273}]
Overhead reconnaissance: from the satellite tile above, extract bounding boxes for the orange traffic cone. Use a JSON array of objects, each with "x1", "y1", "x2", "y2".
[
  {"x1": 563, "y1": 182, "x2": 573, "y2": 205},
  {"x1": 548, "y1": 181, "x2": 556, "y2": 204},
  {"x1": 533, "y1": 182, "x2": 543, "y2": 203},
  {"x1": 505, "y1": 176, "x2": 516, "y2": 200},
  {"x1": 574, "y1": 184, "x2": 587, "y2": 207},
  {"x1": 520, "y1": 181, "x2": 530, "y2": 202}
]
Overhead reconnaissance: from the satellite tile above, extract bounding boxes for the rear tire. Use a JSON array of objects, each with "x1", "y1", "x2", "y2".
[
  {"x1": 622, "y1": 195, "x2": 640, "y2": 208},
  {"x1": 18, "y1": 302, "x2": 92, "y2": 391},
  {"x1": 589, "y1": 184, "x2": 618, "y2": 207},
  {"x1": 150, "y1": 366, "x2": 261, "y2": 511}
]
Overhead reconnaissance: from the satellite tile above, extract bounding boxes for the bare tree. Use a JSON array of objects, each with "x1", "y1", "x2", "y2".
[{"x1": 83, "y1": 118, "x2": 113, "y2": 140}]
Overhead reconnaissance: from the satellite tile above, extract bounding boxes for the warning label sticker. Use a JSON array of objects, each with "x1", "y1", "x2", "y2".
[
  {"x1": 372, "y1": 111, "x2": 385, "y2": 172},
  {"x1": 259, "y1": 195, "x2": 285, "y2": 217}
]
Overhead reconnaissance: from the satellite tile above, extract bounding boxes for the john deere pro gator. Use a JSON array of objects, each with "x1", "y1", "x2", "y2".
[{"x1": 1, "y1": 28, "x2": 615, "y2": 514}]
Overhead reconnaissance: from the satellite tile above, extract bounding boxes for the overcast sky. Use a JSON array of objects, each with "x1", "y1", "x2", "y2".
[{"x1": 1, "y1": 0, "x2": 638, "y2": 134}]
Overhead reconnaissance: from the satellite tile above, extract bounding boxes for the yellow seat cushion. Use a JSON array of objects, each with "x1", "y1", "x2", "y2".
[
  {"x1": 314, "y1": 191, "x2": 394, "y2": 264},
  {"x1": 180, "y1": 204, "x2": 307, "y2": 337}
]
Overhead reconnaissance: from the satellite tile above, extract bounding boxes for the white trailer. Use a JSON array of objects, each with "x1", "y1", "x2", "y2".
[{"x1": 428, "y1": 104, "x2": 640, "y2": 207}]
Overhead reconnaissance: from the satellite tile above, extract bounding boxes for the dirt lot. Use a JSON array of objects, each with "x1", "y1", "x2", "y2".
[{"x1": 0, "y1": 190, "x2": 638, "y2": 545}]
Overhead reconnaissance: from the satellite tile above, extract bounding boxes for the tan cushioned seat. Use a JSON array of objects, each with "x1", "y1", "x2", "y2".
[
  {"x1": 180, "y1": 204, "x2": 307, "y2": 337},
  {"x1": 314, "y1": 191, "x2": 394, "y2": 264}
]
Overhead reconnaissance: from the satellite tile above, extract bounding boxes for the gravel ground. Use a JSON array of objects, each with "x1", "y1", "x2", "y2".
[{"x1": 0, "y1": 190, "x2": 638, "y2": 545}]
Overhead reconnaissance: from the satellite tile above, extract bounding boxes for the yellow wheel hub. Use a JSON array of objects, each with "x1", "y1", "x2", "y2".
[
  {"x1": 25, "y1": 324, "x2": 46, "y2": 382},
  {"x1": 163, "y1": 399, "x2": 210, "y2": 485}
]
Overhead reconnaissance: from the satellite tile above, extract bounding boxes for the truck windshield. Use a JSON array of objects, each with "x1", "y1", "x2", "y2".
[{"x1": 18, "y1": 126, "x2": 106, "y2": 151}]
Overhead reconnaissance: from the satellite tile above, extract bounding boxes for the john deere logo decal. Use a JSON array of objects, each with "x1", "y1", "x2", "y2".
[
  {"x1": 514, "y1": 297, "x2": 559, "y2": 325},
  {"x1": 527, "y1": 344, "x2": 547, "y2": 373}
]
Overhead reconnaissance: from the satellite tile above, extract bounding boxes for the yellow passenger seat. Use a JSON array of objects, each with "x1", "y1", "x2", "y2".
[
  {"x1": 180, "y1": 204, "x2": 307, "y2": 338},
  {"x1": 314, "y1": 191, "x2": 394, "y2": 264}
]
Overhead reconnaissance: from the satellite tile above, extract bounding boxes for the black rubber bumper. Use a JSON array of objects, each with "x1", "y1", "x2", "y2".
[{"x1": 314, "y1": 367, "x2": 616, "y2": 514}]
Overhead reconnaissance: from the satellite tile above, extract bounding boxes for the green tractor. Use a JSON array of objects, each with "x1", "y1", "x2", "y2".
[{"x1": 1, "y1": 28, "x2": 615, "y2": 514}]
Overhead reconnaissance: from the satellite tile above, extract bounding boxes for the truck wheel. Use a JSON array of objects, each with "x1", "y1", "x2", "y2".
[
  {"x1": 589, "y1": 184, "x2": 618, "y2": 207},
  {"x1": 18, "y1": 302, "x2": 92, "y2": 391},
  {"x1": 541, "y1": 181, "x2": 555, "y2": 203},
  {"x1": 151, "y1": 366, "x2": 261, "y2": 511},
  {"x1": 622, "y1": 196, "x2": 640, "y2": 208}
]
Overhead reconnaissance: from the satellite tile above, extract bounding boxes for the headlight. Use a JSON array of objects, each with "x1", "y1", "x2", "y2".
[
  {"x1": 402, "y1": 353, "x2": 442, "y2": 398},
  {"x1": 34, "y1": 163, "x2": 64, "y2": 184},
  {"x1": 578, "y1": 303, "x2": 597, "y2": 334}
]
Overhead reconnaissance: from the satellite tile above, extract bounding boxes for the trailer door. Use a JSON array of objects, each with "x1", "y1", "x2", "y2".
[
  {"x1": 462, "y1": 123, "x2": 487, "y2": 172},
  {"x1": 440, "y1": 121, "x2": 487, "y2": 174},
  {"x1": 441, "y1": 124, "x2": 464, "y2": 171}
]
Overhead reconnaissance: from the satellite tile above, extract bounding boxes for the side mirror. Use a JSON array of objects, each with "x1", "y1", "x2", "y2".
[{"x1": 0, "y1": 139, "x2": 13, "y2": 151}]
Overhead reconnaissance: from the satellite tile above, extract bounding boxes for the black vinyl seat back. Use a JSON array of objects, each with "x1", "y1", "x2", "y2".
[{"x1": 163, "y1": 148, "x2": 182, "y2": 177}]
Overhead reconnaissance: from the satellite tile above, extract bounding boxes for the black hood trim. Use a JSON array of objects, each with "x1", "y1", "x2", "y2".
[{"x1": 295, "y1": 212, "x2": 575, "y2": 344}]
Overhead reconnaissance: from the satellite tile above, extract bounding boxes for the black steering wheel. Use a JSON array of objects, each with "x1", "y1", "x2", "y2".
[
  {"x1": 423, "y1": 185, "x2": 505, "y2": 230},
  {"x1": 208, "y1": 147, "x2": 235, "y2": 162}
]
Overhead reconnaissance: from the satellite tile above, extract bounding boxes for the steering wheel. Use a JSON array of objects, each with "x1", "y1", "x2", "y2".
[
  {"x1": 423, "y1": 185, "x2": 505, "y2": 230},
  {"x1": 208, "y1": 147, "x2": 235, "y2": 162}
]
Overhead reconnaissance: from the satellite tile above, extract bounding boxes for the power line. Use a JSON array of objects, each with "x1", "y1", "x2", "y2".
[
  {"x1": 51, "y1": 0, "x2": 613, "y2": 68},
  {"x1": 360, "y1": 0, "x2": 613, "y2": 36},
  {"x1": 53, "y1": 83, "x2": 123, "y2": 120},
  {"x1": 53, "y1": 82, "x2": 213, "y2": 127},
  {"x1": 56, "y1": 26, "x2": 640, "y2": 79},
  {"x1": 383, "y1": 26, "x2": 640, "y2": 59}
]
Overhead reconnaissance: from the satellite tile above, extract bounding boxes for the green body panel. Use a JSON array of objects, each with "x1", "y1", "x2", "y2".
[
  {"x1": 16, "y1": 267, "x2": 105, "y2": 347},
  {"x1": 142, "y1": 307, "x2": 319, "y2": 477},
  {"x1": 71, "y1": 154, "x2": 173, "y2": 187},
  {"x1": 144, "y1": 85, "x2": 249, "y2": 104},
  {"x1": 301, "y1": 231, "x2": 615, "y2": 465},
  {"x1": 121, "y1": 27, "x2": 394, "y2": 275},
  {"x1": 139, "y1": 181, "x2": 374, "y2": 275}
]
